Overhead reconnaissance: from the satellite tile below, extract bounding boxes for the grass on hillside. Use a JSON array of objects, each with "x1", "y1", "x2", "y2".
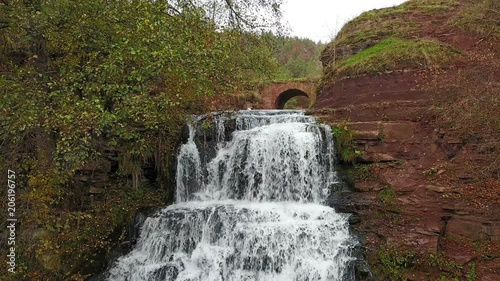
[
  {"x1": 451, "y1": 0, "x2": 500, "y2": 38},
  {"x1": 329, "y1": 37, "x2": 460, "y2": 78},
  {"x1": 319, "y1": 0, "x2": 461, "y2": 90},
  {"x1": 404, "y1": 0, "x2": 458, "y2": 11},
  {"x1": 331, "y1": 0, "x2": 459, "y2": 49},
  {"x1": 334, "y1": 8, "x2": 417, "y2": 48}
]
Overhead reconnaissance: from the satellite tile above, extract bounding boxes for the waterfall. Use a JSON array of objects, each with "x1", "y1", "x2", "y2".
[{"x1": 105, "y1": 110, "x2": 355, "y2": 281}]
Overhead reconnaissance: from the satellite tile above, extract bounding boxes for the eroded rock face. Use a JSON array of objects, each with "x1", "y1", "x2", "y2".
[
  {"x1": 313, "y1": 110, "x2": 499, "y2": 279},
  {"x1": 444, "y1": 214, "x2": 500, "y2": 242},
  {"x1": 312, "y1": 1, "x2": 499, "y2": 278},
  {"x1": 191, "y1": 112, "x2": 238, "y2": 180}
]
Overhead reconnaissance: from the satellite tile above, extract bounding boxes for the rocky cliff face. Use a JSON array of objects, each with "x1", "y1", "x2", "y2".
[{"x1": 314, "y1": 0, "x2": 499, "y2": 279}]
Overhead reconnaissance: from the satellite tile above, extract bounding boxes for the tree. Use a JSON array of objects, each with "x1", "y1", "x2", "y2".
[
  {"x1": 270, "y1": 36, "x2": 325, "y2": 79},
  {"x1": 0, "y1": 0, "x2": 282, "y2": 179},
  {"x1": 0, "y1": 0, "x2": 285, "y2": 278}
]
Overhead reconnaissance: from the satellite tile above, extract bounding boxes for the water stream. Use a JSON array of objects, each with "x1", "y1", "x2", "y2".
[{"x1": 105, "y1": 110, "x2": 356, "y2": 281}]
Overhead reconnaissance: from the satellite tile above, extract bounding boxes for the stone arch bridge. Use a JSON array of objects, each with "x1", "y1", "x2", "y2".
[{"x1": 259, "y1": 80, "x2": 318, "y2": 109}]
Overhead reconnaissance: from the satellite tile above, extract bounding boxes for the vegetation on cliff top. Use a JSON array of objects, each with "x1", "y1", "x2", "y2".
[
  {"x1": 321, "y1": 0, "x2": 499, "y2": 80},
  {"x1": 319, "y1": 0, "x2": 499, "y2": 178},
  {"x1": 322, "y1": 0, "x2": 458, "y2": 59},
  {"x1": 452, "y1": 0, "x2": 500, "y2": 36},
  {"x1": 334, "y1": 37, "x2": 459, "y2": 77},
  {"x1": 320, "y1": 0, "x2": 462, "y2": 84}
]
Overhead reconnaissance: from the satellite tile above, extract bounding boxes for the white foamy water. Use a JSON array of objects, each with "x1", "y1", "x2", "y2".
[{"x1": 106, "y1": 110, "x2": 354, "y2": 281}]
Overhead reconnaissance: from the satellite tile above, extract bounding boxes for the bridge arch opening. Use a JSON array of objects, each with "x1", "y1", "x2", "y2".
[{"x1": 275, "y1": 89, "x2": 309, "y2": 109}]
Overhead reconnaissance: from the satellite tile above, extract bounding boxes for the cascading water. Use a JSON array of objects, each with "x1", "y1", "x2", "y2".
[{"x1": 105, "y1": 110, "x2": 356, "y2": 281}]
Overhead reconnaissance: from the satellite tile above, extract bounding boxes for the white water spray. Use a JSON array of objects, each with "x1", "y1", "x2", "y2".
[{"x1": 106, "y1": 110, "x2": 355, "y2": 281}]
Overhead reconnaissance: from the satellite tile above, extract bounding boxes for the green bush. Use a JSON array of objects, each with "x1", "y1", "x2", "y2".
[{"x1": 332, "y1": 123, "x2": 362, "y2": 164}]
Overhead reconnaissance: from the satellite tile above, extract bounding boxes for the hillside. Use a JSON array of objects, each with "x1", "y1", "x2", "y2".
[{"x1": 314, "y1": 0, "x2": 499, "y2": 280}]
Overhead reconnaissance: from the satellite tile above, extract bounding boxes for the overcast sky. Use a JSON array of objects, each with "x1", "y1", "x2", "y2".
[{"x1": 282, "y1": 0, "x2": 408, "y2": 42}]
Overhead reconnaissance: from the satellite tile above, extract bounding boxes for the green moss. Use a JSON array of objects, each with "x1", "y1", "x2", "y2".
[
  {"x1": 378, "y1": 185, "x2": 397, "y2": 205},
  {"x1": 467, "y1": 262, "x2": 477, "y2": 281},
  {"x1": 201, "y1": 120, "x2": 211, "y2": 130},
  {"x1": 346, "y1": 164, "x2": 372, "y2": 181},
  {"x1": 371, "y1": 249, "x2": 483, "y2": 281},
  {"x1": 331, "y1": 123, "x2": 363, "y2": 164},
  {"x1": 373, "y1": 247, "x2": 416, "y2": 281},
  {"x1": 336, "y1": 37, "x2": 460, "y2": 76}
]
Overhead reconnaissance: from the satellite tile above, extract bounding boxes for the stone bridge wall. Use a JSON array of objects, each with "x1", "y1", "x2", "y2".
[{"x1": 259, "y1": 80, "x2": 318, "y2": 109}]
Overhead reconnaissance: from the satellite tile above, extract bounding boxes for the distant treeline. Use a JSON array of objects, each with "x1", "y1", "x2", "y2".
[{"x1": 271, "y1": 36, "x2": 326, "y2": 80}]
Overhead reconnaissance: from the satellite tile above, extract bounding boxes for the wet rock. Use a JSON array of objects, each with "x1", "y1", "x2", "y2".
[
  {"x1": 326, "y1": 192, "x2": 372, "y2": 214},
  {"x1": 152, "y1": 265, "x2": 179, "y2": 280},
  {"x1": 344, "y1": 236, "x2": 377, "y2": 281},
  {"x1": 354, "y1": 259, "x2": 377, "y2": 281},
  {"x1": 181, "y1": 124, "x2": 190, "y2": 144},
  {"x1": 224, "y1": 118, "x2": 237, "y2": 141},
  {"x1": 126, "y1": 207, "x2": 158, "y2": 243},
  {"x1": 349, "y1": 214, "x2": 362, "y2": 225},
  {"x1": 87, "y1": 207, "x2": 160, "y2": 281}
]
